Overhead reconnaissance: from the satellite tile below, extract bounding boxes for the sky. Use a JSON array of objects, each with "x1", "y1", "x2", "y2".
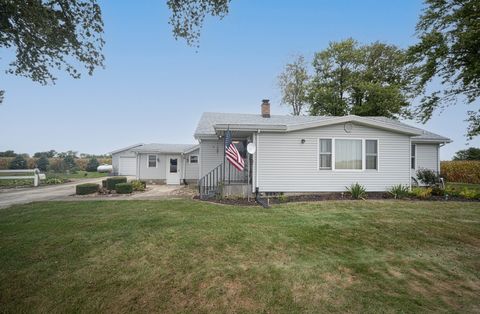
[{"x1": 1, "y1": 0, "x2": 478, "y2": 159}]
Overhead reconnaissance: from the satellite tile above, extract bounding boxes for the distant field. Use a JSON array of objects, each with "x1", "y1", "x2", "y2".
[{"x1": 1, "y1": 199, "x2": 479, "y2": 313}]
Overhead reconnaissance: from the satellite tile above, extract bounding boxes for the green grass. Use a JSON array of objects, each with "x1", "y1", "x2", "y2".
[
  {"x1": 47, "y1": 170, "x2": 109, "y2": 180},
  {"x1": 1, "y1": 200, "x2": 479, "y2": 313},
  {"x1": 446, "y1": 182, "x2": 480, "y2": 193}
]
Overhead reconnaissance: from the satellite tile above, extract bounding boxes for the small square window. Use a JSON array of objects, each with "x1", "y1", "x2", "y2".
[
  {"x1": 148, "y1": 155, "x2": 156, "y2": 168},
  {"x1": 190, "y1": 155, "x2": 198, "y2": 163}
]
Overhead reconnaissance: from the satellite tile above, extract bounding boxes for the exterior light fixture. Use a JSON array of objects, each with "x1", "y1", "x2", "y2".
[{"x1": 301, "y1": 139, "x2": 305, "y2": 144}]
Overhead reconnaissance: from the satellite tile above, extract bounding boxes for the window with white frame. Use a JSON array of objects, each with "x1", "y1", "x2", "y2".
[
  {"x1": 319, "y1": 139, "x2": 332, "y2": 169},
  {"x1": 411, "y1": 144, "x2": 416, "y2": 169},
  {"x1": 335, "y1": 139, "x2": 362, "y2": 170},
  {"x1": 189, "y1": 155, "x2": 198, "y2": 163},
  {"x1": 365, "y1": 140, "x2": 378, "y2": 170},
  {"x1": 148, "y1": 155, "x2": 157, "y2": 168}
]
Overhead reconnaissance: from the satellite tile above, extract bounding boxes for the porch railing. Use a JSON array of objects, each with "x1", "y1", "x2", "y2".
[
  {"x1": 198, "y1": 163, "x2": 223, "y2": 199},
  {"x1": 198, "y1": 161, "x2": 249, "y2": 199}
]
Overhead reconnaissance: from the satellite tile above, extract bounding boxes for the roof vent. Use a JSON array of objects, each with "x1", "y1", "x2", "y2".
[{"x1": 261, "y1": 99, "x2": 270, "y2": 118}]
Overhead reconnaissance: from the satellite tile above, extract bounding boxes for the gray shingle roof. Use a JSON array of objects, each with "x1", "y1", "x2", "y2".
[
  {"x1": 194, "y1": 112, "x2": 450, "y2": 142},
  {"x1": 132, "y1": 143, "x2": 199, "y2": 154}
]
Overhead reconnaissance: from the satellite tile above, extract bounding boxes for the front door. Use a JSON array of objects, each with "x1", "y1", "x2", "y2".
[{"x1": 166, "y1": 156, "x2": 180, "y2": 184}]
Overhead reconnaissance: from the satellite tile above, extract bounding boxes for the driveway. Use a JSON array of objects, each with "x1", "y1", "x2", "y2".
[{"x1": 0, "y1": 178, "x2": 105, "y2": 209}]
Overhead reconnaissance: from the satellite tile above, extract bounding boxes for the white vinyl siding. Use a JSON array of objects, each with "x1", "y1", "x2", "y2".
[
  {"x1": 200, "y1": 139, "x2": 224, "y2": 177},
  {"x1": 137, "y1": 153, "x2": 166, "y2": 180},
  {"x1": 184, "y1": 149, "x2": 200, "y2": 180},
  {"x1": 256, "y1": 123, "x2": 410, "y2": 192},
  {"x1": 415, "y1": 143, "x2": 439, "y2": 173}
]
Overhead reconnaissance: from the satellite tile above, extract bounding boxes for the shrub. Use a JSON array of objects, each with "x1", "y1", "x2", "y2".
[
  {"x1": 9, "y1": 155, "x2": 27, "y2": 169},
  {"x1": 388, "y1": 184, "x2": 410, "y2": 199},
  {"x1": 431, "y1": 186, "x2": 445, "y2": 196},
  {"x1": 410, "y1": 187, "x2": 432, "y2": 199},
  {"x1": 441, "y1": 161, "x2": 480, "y2": 184},
  {"x1": 115, "y1": 183, "x2": 133, "y2": 194},
  {"x1": 45, "y1": 178, "x2": 64, "y2": 185},
  {"x1": 131, "y1": 180, "x2": 146, "y2": 191},
  {"x1": 76, "y1": 183, "x2": 99, "y2": 195},
  {"x1": 459, "y1": 189, "x2": 479, "y2": 200},
  {"x1": 346, "y1": 183, "x2": 367, "y2": 200},
  {"x1": 277, "y1": 194, "x2": 288, "y2": 203},
  {"x1": 86, "y1": 157, "x2": 100, "y2": 172},
  {"x1": 416, "y1": 168, "x2": 439, "y2": 186},
  {"x1": 106, "y1": 177, "x2": 127, "y2": 190},
  {"x1": 36, "y1": 156, "x2": 49, "y2": 171},
  {"x1": 102, "y1": 179, "x2": 107, "y2": 188}
]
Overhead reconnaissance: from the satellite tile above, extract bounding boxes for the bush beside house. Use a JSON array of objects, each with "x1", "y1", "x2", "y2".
[
  {"x1": 115, "y1": 183, "x2": 133, "y2": 194},
  {"x1": 76, "y1": 183, "x2": 100, "y2": 195},
  {"x1": 106, "y1": 177, "x2": 127, "y2": 190}
]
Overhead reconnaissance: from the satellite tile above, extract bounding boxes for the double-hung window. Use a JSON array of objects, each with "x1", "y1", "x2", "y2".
[
  {"x1": 318, "y1": 138, "x2": 379, "y2": 171},
  {"x1": 190, "y1": 155, "x2": 198, "y2": 164},
  {"x1": 148, "y1": 155, "x2": 157, "y2": 168},
  {"x1": 319, "y1": 139, "x2": 332, "y2": 169},
  {"x1": 335, "y1": 139, "x2": 362, "y2": 170},
  {"x1": 411, "y1": 144, "x2": 416, "y2": 169},
  {"x1": 365, "y1": 140, "x2": 378, "y2": 170}
]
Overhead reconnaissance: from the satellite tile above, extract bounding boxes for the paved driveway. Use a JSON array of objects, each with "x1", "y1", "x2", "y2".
[{"x1": 0, "y1": 178, "x2": 105, "y2": 209}]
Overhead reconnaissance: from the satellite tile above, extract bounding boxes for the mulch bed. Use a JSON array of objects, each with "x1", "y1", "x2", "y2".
[{"x1": 195, "y1": 192, "x2": 479, "y2": 206}]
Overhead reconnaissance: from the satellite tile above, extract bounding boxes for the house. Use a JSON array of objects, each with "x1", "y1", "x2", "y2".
[
  {"x1": 111, "y1": 143, "x2": 199, "y2": 184},
  {"x1": 111, "y1": 99, "x2": 451, "y2": 196}
]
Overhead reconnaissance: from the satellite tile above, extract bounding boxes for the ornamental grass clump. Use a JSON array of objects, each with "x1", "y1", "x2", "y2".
[
  {"x1": 388, "y1": 184, "x2": 410, "y2": 199},
  {"x1": 346, "y1": 183, "x2": 367, "y2": 200}
]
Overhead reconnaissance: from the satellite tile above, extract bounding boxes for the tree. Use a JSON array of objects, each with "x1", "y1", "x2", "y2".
[
  {"x1": 86, "y1": 157, "x2": 99, "y2": 172},
  {"x1": 0, "y1": 0, "x2": 105, "y2": 102},
  {"x1": 9, "y1": 155, "x2": 27, "y2": 169},
  {"x1": 453, "y1": 147, "x2": 480, "y2": 160},
  {"x1": 308, "y1": 39, "x2": 415, "y2": 118},
  {"x1": 0, "y1": 150, "x2": 16, "y2": 157},
  {"x1": 33, "y1": 150, "x2": 57, "y2": 158},
  {"x1": 36, "y1": 156, "x2": 50, "y2": 171},
  {"x1": 63, "y1": 155, "x2": 76, "y2": 171},
  {"x1": 407, "y1": 0, "x2": 480, "y2": 139},
  {"x1": 167, "y1": 0, "x2": 231, "y2": 47},
  {"x1": 1, "y1": 0, "x2": 231, "y2": 103},
  {"x1": 278, "y1": 55, "x2": 310, "y2": 115}
]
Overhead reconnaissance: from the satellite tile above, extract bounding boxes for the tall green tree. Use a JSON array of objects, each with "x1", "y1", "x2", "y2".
[
  {"x1": 308, "y1": 39, "x2": 415, "y2": 118},
  {"x1": 278, "y1": 55, "x2": 310, "y2": 115},
  {"x1": 453, "y1": 147, "x2": 480, "y2": 160},
  {"x1": 0, "y1": 0, "x2": 231, "y2": 103},
  {"x1": 408, "y1": 0, "x2": 480, "y2": 139}
]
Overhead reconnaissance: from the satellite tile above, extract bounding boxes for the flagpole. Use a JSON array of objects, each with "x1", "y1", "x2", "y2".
[{"x1": 223, "y1": 126, "x2": 228, "y2": 184}]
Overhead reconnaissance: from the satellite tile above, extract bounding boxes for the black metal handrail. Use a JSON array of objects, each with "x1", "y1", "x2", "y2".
[
  {"x1": 198, "y1": 160, "x2": 249, "y2": 199},
  {"x1": 198, "y1": 163, "x2": 223, "y2": 199}
]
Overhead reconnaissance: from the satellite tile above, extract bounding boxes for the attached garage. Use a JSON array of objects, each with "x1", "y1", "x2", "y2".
[
  {"x1": 110, "y1": 143, "x2": 143, "y2": 176},
  {"x1": 119, "y1": 156, "x2": 137, "y2": 176}
]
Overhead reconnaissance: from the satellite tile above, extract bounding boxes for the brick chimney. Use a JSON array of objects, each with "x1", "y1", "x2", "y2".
[{"x1": 261, "y1": 99, "x2": 270, "y2": 118}]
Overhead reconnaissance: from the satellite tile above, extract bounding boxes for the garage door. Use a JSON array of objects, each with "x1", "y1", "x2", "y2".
[{"x1": 119, "y1": 157, "x2": 136, "y2": 176}]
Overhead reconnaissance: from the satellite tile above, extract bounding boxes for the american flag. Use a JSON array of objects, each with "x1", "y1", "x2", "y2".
[{"x1": 224, "y1": 129, "x2": 245, "y2": 171}]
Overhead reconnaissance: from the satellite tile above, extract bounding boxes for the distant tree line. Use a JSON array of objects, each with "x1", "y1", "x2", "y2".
[{"x1": 0, "y1": 150, "x2": 110, "y2": 172}]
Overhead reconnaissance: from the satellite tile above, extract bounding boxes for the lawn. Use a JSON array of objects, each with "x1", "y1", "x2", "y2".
[
  {"x1": 0, "y1": 200, "x2": 479, "y2": 313},
  {"x1": 446, "y1": 182, "x2": 480, "y2": 194},
  {"x1": 47, "y1": 170, "x2": 109, "y2": 180}
]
